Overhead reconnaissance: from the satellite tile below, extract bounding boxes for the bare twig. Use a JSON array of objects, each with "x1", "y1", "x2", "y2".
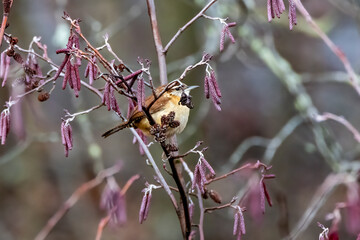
[
  {"x1": 95, "y1": 215, "x2": 111, "y2": 240},
  {"x1": 294, "y1": 0, "x2": 360, "y2": 95},
  {"x1": 315, "y1": 112, "x2": 360, "y2": 143},
  {"x1": 34, "y1": 164, "x2": 122, "y2": 240},
  {"x1": 282, "y1": 173, "x2": 348, "y2": 240},
  {"x1": 206, "y1": 161, "x2": 268, "y2": 185},
  {"x1": 130, "y1": 128, "x2": 179, "y2": 209},
  {"x1": 146, "y1": 0, "x2": 167, "y2": 85},
  {"x1": 163, "y1": 0, "x2": 218, "y2": 54}
]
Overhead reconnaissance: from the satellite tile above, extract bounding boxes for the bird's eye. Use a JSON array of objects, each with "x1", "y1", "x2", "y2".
[{"x1": 175, "y1": 87, "x2": 181, "y2": 91}]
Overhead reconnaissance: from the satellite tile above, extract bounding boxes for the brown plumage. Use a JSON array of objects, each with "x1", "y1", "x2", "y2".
[{"x1": 102, "y1": 82, "x2": 197, "y2": 138}]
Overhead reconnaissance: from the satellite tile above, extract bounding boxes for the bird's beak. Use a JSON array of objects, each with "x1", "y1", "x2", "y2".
[{"x1": 185, "y1": 85, "x2": 199, "y2": 91}]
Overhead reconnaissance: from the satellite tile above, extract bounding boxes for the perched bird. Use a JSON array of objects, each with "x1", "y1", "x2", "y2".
[{"x1": 102, "y1": 81, "x2": 198, "y2": 138}]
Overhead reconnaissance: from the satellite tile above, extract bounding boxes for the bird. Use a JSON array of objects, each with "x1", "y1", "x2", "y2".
[{"x1": 102, "y1": 81, "x2": 198, "y2": 138}]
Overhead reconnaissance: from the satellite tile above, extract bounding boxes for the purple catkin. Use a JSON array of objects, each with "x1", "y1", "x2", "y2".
[
  {"x1": 92, "y1": 61, "x2": 98, "y2": 79},
  {"x1": 201, "y1": 157, "x2": 216, "y2": 177},
  {"x1": 67, "y1": 123, "x2": 73, "y2": 149},
  {"x1": 61, "y1": 122, "x2": 73, "y2": 157},
  {"x1": 267, "y1": 0, "x2": 274, "y2": 21},
  {"x1": 272, "y1": 0, "x2": 280, "y2": 18},
  {"x1": 260, "y1": 179, "x2": 266, "y2": 214},
  {"x1": 110, "y1": 88, "x2": 121, "y2": 114},
  {"x1": 139, "y1": 190, "x2": 152, "y2": 224},
  {"x1": 262, "y1": 180, "x2": 273, "y2": 207},
  {"x1": 84, "y1": 61, "x2": 90, "y2": 78},
  {"x1": 63, "y1": 125, "x2": 72, "y2": 150},
  {"x1": 225, "y1": 27, "x2": 236, "y2": 43},
  {"x1": 288, "y1": 0, "x2": 297, "y2": 30},
  {"x1": 70, "y1": 65, "x2": 77, "y2": 90},
  {"x1": 233, "y1": 212, "x2": 239, "y2": 235},
  {"x1": 220, "y1": 25, "x2": 226, "y2": 52},
  {"x1": 198, "y1": 162, "x2": 207, "y2": 185},
  {"x1": 5, "y1": 112, "x2": 10, "y2": 135},
  {"x1": 210, "y1": 70, "x2": 221, "y2": 98},
  {"x1": 207, "y1": 74, "x2": 221, "y2": 104},
  {"x1": 238, "y1": 209, "x2": 246, "y2": 234},
  {"x1": 143, "y1": 191, "x2": 152, "y2": 222},
  {"x1": 127, "y1": 99, "x2": 135, "y2": 119},
  {"x1": 204, "y1": 76, "x2": 210, "y2": 99},
  {"x1": 100, "y1": 186, "x2": 127, "y2": 226},
  {"x1": 55, "y1": 54, "x2": 70, "y2": 82},
  {"x1": 191, "y1": 164, "x2": 200, "y2": 190},
  {"x1": 278, "y1": 0, "x2": 285, "y2": 12},
  {"x1": 74, "y1": 63, "x2": 81, "y2": 91},
  {"x1": 137, "y1": 78, "x2": 145, "y2": 111},
  {"x1": 227, "y1": 22, "x2": 237, "y2": 27},
  {"x1": 88, "y1": 64, "x2": 94, "y2": 85},
  {"x1": 60, "y1": 122, "x2": 66, "y2": 145}
]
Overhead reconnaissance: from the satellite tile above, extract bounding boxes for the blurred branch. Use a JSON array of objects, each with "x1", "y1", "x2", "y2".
[
  {"x1": 315, "y1": 112, "x2": 360, "y2": 143},
  {"x1": 34, "y1": 163, "x2": 122, "y2": 240},
  {"x1": 282, "y1": 173, "x2": 348, "y2": 240},
  {"x1": 263, "y1": 115, "x2": 303, "y2": 164},
  {"x1": 301, "y1": 71, "x2": 354, "y2": 84},
  {"x1": 294, "y1": 0, "x2": 360, "y2": 95},
  {"x1": 222, "y1": 136, "x2": 270, "y2": 172},
  {"x1": 223, "y1": 115, "x2": 303, "y2": 172},
  {"x1": 95, "y1": 215, "x2": 111, "y2": 240},
  {"x1": 238, "y1": 25, "x2": 342, "y2": 171}
]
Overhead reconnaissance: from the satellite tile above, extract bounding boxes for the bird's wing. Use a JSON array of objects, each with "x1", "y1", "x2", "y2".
[{"x1": 129, "y1": 91, "x2": 171, "y2": 123}]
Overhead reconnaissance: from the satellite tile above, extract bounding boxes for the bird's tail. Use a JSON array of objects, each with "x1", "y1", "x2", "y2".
[{"x1": 102, "y1": 122, "x2": 129, "y2": 138}]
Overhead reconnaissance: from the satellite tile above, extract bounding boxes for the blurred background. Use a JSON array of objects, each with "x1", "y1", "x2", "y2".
[{"x1": 0, "y1": 0, "x2": 360, "y2": 239}]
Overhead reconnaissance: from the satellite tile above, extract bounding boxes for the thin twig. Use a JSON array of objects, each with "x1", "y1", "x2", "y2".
[
  {"x1": 204, "y1": 198, "x2": 236, "y2": 213},
  {"x1": 146, "y1": 0, "x2": 167, "y2": 85},
  {"x1": 95, "y1": 215, "x2": 111, "y2": 240},
  {"x1": 130, "y1": 128, "x2": 179, "y2": 209},
  {"x1": 315, "y1": 112, "x2": 360, "y2": 143},
  {"x1": 120, "y1": 174, "x2": 140, "y2": 195},
  {"x1": 163, "y1": 0, "x2": 218, "y2": 54},
  {"x1": 282, "y1": 173, "x2": 348, "y2": 240},
  {"x1": 34, "y1": 164, "x2": 122, "y2": 240},
  {"x1": 294, "y1": 0, "x2": 360, "y2": 95},
  {"x1": 206, "y1": 162, "x2": 268, "y2": 185}
]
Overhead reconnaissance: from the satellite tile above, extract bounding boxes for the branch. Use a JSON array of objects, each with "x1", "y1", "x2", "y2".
[
  {"x1": 282, "y1": 173, "x2": 348, "y2": 240},
  {"x1": 130, "y1": 128, "x2": 179, "y2": 209},
  {"x1": 34, "y1": 164, "x2": 122, "y2": 240},
  {"x1": 163, "y1": 0, "x2": 218, "y2": 54},
  {"x1": 146, "y1": 0, "x2": 167, "y2": 85},
  {"x1": 294, "y1": 0, "x2": 360, "y2": 95},
  {"x1": 95, "y1": 215, "x2": 111, "y2": 240},
  {"x1": 315, "y1": 112, "x2": 360, "y2": 143}
]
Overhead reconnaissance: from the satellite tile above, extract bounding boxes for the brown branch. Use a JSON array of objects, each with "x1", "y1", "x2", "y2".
[
  {"x1": 146, "y1": 0, "x2": 167, "y2": 85},
  {"x1": 95, "y1": 215, "x2": 111, "y2": 240},
  {"x1": 206, "y1": 161, "x2": 269, "y2": 185},
  {"x1": 163, "y1": 0, "x2": 218, "y2": 54},
  {"x1": 204, "y1": 198, "x2": 237, "y2": 213},
  {"x1": 120, "y1": 174, "x2": 140, "y2": 195},
  {"x1": 34, "y1": 164, "x2": 122, "y2": 240}
]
